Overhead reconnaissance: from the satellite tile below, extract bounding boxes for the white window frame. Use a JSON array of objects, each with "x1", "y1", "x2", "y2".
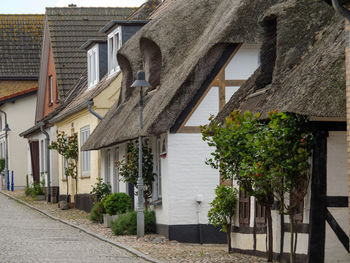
[
  {"x1": 49, "y1": 75, "x2": 53, "y2": 103},
  {"x1": 87, "y1": 45, "x2": 99, "y2": 89},
  {"x1": 108, "y1": 26, "x2": 122, "y2": 76},
  {"x1": 80, "y1": 126, "x2": 90, "y2": 176}
]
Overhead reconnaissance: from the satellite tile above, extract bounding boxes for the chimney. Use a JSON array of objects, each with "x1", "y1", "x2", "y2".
[{"x1": 68, "y1": 4, "x2": 77, "y2": 7}]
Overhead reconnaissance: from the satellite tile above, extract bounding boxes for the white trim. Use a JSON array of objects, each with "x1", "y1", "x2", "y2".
[
  {"x1": 87, "y1": 44, "x2": 99, "y2": 89},
  {"x1": 107, "y1": 26, "x2": 122, "y2": 76}
]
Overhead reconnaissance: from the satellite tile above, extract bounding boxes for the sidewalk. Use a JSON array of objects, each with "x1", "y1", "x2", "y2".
[{"x1": 1, "y1": 190, "x2": 267, "y2": 263}]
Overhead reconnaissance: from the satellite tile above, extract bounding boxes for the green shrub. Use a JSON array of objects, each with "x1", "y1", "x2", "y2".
[
  {"x1": 90, "y1": 178, "x2": 112, "y2": 202},
  {"x1": 89, "y1": 202, "x2": 104, "y2": 223},
  {"x1": 0, "y1": 158, "x2": 5, "y2": 174},
  {"x1": 103, "y1": 193, "x2": 132, "y2": 216},
  {"x1": 25, "y1": 179, "x2": 45, "y2": 198},
  {"x1": 25, "y1": 186, "x2": 34, "y2": 197},
  {"x1": 111, "y1": 210, "x2": 156, "y2": 235}
]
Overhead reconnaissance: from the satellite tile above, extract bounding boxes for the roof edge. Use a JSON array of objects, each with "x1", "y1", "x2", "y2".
[{"x1": 99, "y1": 20, "x2": 149, "y2": 34}]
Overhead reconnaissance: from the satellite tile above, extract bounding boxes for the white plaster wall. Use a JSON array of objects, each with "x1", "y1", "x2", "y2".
[
  {"x1": 231, "y1": 233, "x2": 254, "y2": 250},
  {"x1": 283, "y1": 233, "x2": 309, "y2": 255},
  {"x1": 186, "y1": 86, "x2": 219, "y2": 126},
  {"x1": 325, "y1": 209, "x2": 350, "y2": 263},
  {"x1": 165, "y1": 133, "x2": 220, "y2": 225},
  {"x1": 0, "y1": 95, "x2": 37, "y2": 189},
  {"x1": 327, "y1": 131, "x2": 347, "y2": 196},
  {"x1": 225, "y1": 44, "x2": 260, "y2": 80},
  {"x1": 225, "y1": 86, "x2": 239, "y2": 103},
  {"x1": 324, "y1": 131, "x2": 349, "y2": 262}
]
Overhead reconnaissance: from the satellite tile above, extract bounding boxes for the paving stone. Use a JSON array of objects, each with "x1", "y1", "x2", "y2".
[{"x1": 0, "y1": 193, "x2": 147, "y2": 263}]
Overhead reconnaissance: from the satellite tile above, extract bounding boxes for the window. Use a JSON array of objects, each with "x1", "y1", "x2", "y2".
[
  {"x1": 239, "y1": 189, "x2": 250, "y2": 226},
  {"x1": 290, "y1": 190, "x2": 304, "y2": 224},
  {"x1": 112, "y1": 148, "x2": 119, "y2": 193},
  {"x1": 0, "y1": 116, "x2": 2, "y2": 131},
  {"x1": 255, "y1": 200, "x2": 266, "y2": 227},
  {"x1": 49, "y1": 75, "x2": 53, "y2": 104},
  {"x1": 80, "y1": 126, "x2": 90, "y2": 176},
  {"x1": 108, "y1": 27, "x2": 121, "y2": 75},
  {"x1": 88, "y1": 46, "x2": 99, "y2": 88}
]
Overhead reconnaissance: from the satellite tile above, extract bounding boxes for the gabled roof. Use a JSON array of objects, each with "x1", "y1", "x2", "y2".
[
  {"x1": 49, "y1": 72, "x2": 119, "y2": 123},
  {"x1": 0, "y1": 15, "x2": 44, "y2": 79},
  {"x1": 45, "y1": 7, "x2": 135, "y2": 98},
  {"x1": 82, "y1": 0, "x2": 277, "y2": 151},
  {"x1": 217, "y1": 0, "x2": 344, "y2": 122},
  {"x1": 0, "y1": 80, "x2": 37, "y2": 103}
]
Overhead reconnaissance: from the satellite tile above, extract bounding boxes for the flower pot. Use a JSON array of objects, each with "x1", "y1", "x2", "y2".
[
  {"x1": 103, "y1": 214, "x2": 113, "y2": 228},
  {"x1": 69, "y1": 202, "x2": 75, "y2": 209}
]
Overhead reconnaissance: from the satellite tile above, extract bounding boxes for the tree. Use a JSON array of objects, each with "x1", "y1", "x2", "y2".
[
  {"x1": 208, "y1": 185, "x2": 238, "y2": 252},
  {"x1": 259, "y1": 111, "x2": 313, "y2": 263},
  {"x1": 49, "y1": 131, "x2": 78, "y2": 202},
  {"x1": 202, "y1": 111, "x2": 275, "y2": 261},
  {"x1": 116, "y1": 142, "x2": 155, "y2": 208},
  {"x1": 202, "y1": 110, "x2": 313, "y2": 262}
]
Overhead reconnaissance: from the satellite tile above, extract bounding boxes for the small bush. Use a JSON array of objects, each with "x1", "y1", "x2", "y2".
[
  {"x1": 90, "y1": 202, "x2": 104, "y2": 223},
  {"x1": 90, "y1": 178, "x2": 112, "y2": 202},
  {"x1": 103, "y1": 193, "x2": 132, "y2": 216},
  {"x1": 25, "y1": 179, "x2": 45, "y2": 198},
  {"x1": 25, "y1": 186, "x2": 34, "y2": 197},
  {"x1": 111, "y1": 210, "x2": 156, "y2": 235}
]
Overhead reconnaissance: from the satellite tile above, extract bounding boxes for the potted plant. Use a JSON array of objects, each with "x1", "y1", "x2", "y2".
[
  {"x1": 103, "y1": 192, "x2": 132, "y2": 227},
  {"x1": 90, "y1": 178, "x2": 111, "y2": 225}
]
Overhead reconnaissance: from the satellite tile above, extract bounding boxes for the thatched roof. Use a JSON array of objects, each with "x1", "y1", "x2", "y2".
[
  {"x1": 82, "y1": 0, "x2": 276, "y2": 151},
  {"x1": 217, "y1": 0, "x2": 344, "y2": 122}
]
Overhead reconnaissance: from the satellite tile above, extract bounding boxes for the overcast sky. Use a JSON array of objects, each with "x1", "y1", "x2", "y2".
[{"x1": 2, "y1": 0, "x2": 147, "y2": 14}]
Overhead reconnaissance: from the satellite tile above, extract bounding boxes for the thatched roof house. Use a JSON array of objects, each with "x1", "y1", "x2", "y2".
[
  {"x1": 82, "y1": 0, "x2": 276, "y2": 151},
  {"x1": 217, "y1": 0, "x2": 344, "y2": 121}
]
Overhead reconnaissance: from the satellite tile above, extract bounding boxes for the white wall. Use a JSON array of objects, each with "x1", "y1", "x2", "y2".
[
  {"x1": 163, "y1": 133, "x2": 220, "y2": 225},
  {"x1": 225, "y1": 43, "x2": 260, "y2": 80},
  {"x1": 325, "y1": 131, "x2": 349, "y2": 263},
  {"x1": 0, "y1": 95, "x2": 37, "y2": 189}
]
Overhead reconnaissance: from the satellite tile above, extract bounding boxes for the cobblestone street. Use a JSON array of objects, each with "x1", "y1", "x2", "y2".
[{"x1": 0, "y1": 193, "x2": 147, "y2": 263}]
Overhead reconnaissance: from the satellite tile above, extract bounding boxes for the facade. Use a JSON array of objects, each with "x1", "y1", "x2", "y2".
[
  {"x1": 20, "y1": 7, "x2": 136, "y2": 201},
  {"x1": 82, "y1": 0, "x2": 275, "y2": 243},
  {"x1": 217, "y1": 0, "x2": 349, "y2": 262},
  {"x1": 0, "y1": 15, "x2": 44, "y2": 189}
]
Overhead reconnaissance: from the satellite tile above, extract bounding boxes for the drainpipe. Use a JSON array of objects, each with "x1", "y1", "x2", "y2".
[
  {"x1": 0, "y1": 110, "x2": 9, "y2": 191},
  {"x1": 39, "y1": 122, "x2": 51, "y2": 203},
  {"x1": 87, "y1": 99, "x2": 102, "y2": 120}
]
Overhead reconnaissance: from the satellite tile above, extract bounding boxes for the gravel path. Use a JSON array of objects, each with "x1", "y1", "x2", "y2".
[{"x1": 0, "y1": 193, "x2": 147, "y2": 263}]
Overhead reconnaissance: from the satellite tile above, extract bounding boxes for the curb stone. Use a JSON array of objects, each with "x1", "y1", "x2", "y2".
[{"x1": 0, "y1": 191, "x2": 163, "y2": 263}]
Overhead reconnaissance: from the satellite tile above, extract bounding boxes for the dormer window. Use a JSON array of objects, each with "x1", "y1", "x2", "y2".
[
  {"x1": 108, "y1": 27, "x2": 122, "y2": 75},
  {"x1": 88, "y1": 45, "x2": 99, "y2": 88}
]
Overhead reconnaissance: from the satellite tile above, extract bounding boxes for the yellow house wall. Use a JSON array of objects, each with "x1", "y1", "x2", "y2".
[
  {"x1": 57, "y1": 109, "x2": 100, "y2": 200},
  {"x1": 55, "y1": 72, "x2": 123, "y2": 201}
]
